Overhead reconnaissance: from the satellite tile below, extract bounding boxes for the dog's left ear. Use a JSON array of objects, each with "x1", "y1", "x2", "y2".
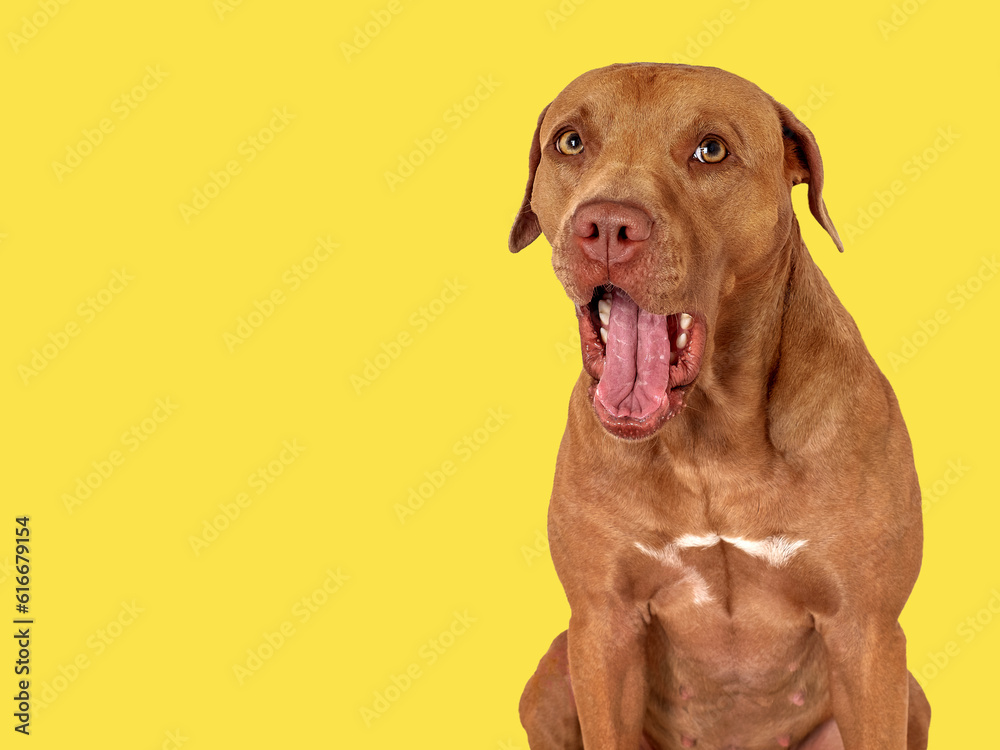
[
  {"x1": 773, "y1": 102, "x2": 844, "y2": 252},
  {"x1": 509, "y1": 104, "x2": 550, "y2": 253}
]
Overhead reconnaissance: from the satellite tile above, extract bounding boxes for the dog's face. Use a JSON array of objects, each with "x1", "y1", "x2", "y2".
[{"x1": 510, "y1": 64, "x2": 841, "y2": 440}]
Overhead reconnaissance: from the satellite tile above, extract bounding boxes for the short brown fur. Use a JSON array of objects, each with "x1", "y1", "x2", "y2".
[{"x1": 510, "y1": 64, "x2": 929, "y2": 750}]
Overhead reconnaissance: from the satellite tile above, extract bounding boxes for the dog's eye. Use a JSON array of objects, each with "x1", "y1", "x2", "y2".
[
  {"x1": 556, "y1": 130, "x2": 584, "y2": 155},
  {"x1": 693, "y1": 137, "x2": 728, "y2": 164}
]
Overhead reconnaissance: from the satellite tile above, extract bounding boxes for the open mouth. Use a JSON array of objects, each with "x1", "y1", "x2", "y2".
[{"x1": 576, "y1": 286, "x2": 706, "y2": 439}]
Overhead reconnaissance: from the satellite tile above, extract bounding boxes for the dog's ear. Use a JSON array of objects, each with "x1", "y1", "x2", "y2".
[
  {"x1": 774, "y1": 102, "x2": 844, "y2": 252},
  {"x1": 509, "y1": 104, "x2": 550, "y2": 253}
]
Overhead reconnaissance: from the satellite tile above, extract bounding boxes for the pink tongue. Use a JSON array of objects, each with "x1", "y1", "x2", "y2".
[{"x1": 595, "y1": 289, "x2": 671, "y2": 420}]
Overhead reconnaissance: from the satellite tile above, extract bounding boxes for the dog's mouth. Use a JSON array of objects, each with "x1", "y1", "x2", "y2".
[{"x1": 577, "y1": 286, "x2": 705, "y2": 440}]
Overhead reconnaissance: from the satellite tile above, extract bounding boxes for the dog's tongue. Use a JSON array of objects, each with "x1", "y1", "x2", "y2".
[{"x1": 595, "y1": 289, "x2": 671, "y2": 420}]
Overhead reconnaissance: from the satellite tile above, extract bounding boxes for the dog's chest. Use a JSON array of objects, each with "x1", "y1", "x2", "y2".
[
  {"x1": 636, "y1": 535, "x2": 831, "y2": 750},
  {"x1": 635, "y1": 531, "x2": 808, "y2": 610}
]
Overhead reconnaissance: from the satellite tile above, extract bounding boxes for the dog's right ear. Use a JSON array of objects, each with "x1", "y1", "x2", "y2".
[{"x1": 508, "y1": 104, "x2": 550, "y2": 253}]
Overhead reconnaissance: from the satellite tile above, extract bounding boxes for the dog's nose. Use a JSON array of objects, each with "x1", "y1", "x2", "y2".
[{"x1": 571, "y1": 201, "x2": 652, "y2": 267}]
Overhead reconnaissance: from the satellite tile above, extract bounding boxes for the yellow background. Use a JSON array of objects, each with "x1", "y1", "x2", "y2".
[{"x1": 1, "y1": 0, "x2": 995, "y2": 746}]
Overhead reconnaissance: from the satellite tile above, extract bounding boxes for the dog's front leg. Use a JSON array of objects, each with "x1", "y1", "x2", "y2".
[
  {"x1": 567, "y1": 606, "x2": 648, "y2": 749},
  {"x1": 820, "y1": 616, "x2": 910, "y2": 749}
]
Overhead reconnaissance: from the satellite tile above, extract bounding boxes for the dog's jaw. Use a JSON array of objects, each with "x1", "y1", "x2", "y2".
[{"x1": 576, "y1": 286, "x2": 706, "y2": 440}]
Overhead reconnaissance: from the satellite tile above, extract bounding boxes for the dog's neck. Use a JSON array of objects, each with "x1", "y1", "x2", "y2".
[
  {"x1": 667, "y1": 215, "x2": 869, "y2": 468},
  {"x1": 663, "y1": 220, "x2": 804, "y2": 456}
]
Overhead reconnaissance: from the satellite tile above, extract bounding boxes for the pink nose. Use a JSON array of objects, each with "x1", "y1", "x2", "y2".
[{"x1": 571, "y1": 201, "x2": 652, "y2": 267}]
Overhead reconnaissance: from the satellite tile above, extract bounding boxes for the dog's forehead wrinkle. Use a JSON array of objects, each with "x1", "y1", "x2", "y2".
[
  {"x1": 549, "y1": 101, "x2": 595, "y2": 138},
  {"x1": 553, "y1": 66, "x2": 770, "y2": 143}
]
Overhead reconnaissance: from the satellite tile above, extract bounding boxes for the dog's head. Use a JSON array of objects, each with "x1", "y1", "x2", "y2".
[{"x1": 509, "y1": 63, "x2": 841, "y2": 440}]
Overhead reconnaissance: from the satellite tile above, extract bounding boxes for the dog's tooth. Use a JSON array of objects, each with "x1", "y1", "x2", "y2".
[
  {"x1": 679, "y1": 313, "x2": 692, "y2": 330},
  {"x1": 600, "y1": 327, "x2": 608, "y2": 344},
  {"x1": 599, "y1": 309, "x2": 610, "y2": 326},
  {"x1": 598, "y1": 298, "x2": 611, "y2": 316},
  {"x1": 676, "y1": 331, "x2": 688, "y2": 349}
]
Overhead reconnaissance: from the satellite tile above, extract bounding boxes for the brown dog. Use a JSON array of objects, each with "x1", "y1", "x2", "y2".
[{"x1": 509, "y1": 64, "x2": 930, "y2": 750}]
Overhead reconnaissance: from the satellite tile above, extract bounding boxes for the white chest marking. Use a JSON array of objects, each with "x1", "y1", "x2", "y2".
[
  {"x1": 634, "y1": 541, "x2": 715, "y2": 605},
  {"x1": 647, "y1": 533, "x2": 807, "y2": 567},
  {"x1": 721, "y1": 535, "x2": 808, "y2": 568},
  {"x1": 634, "y1": 534, "x2": 808, "y2": 605}
]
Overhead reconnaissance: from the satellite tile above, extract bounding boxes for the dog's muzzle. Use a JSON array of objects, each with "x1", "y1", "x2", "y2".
[{"x1": 578, "y1": 286, "x2": 706, "y2": 439}]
